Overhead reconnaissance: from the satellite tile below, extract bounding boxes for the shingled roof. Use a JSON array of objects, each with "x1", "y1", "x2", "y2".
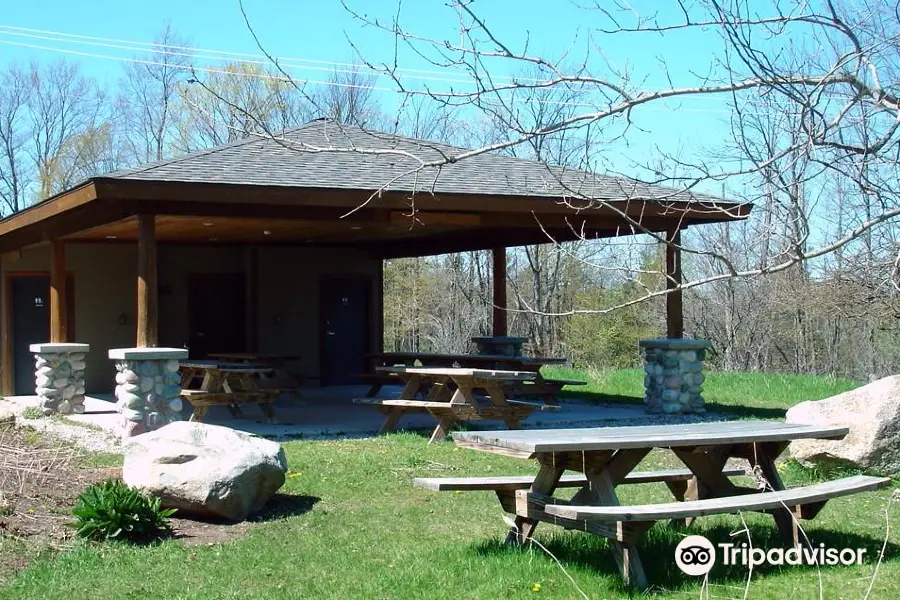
[{"x1": 107, "y1": 119, "x2": 716, "y2": 204}]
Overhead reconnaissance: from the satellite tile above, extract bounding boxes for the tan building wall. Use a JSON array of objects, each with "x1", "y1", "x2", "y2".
[
  {"x1": 2, "y1": 243, "x2": 382, "y2": 394},
  {"x1": 256, "y1": 247, "x2": 383, "y2": 380},
  {"x1": 2, "y1": 244, "x2": 137, "y2": 394}
]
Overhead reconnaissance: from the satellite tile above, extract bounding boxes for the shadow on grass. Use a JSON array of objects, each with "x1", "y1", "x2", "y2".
[
  {"x1": 558, "y1": 391, "x2": 643, "y2": 406},
  {"x1": 171, "y1": 493, "x2": 321, "y2": 528},
  {"x1": 248, "y1": 493, "x2": 321, "y2": 522},
  {"x1": 472, "y1": 521, "x2": 900, "y2": 594},
  {"x1": 705, "y1": 402, "x2": 787, "y2": 420},
  {"x1": 561, "y1": 390, "x2": 787, "y2": 420}
]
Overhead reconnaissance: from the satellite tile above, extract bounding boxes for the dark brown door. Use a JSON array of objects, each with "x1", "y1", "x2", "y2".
[
  {"x1": 188, "y1": 273, "x2": 246, "y2": 359},
  {"x1": 11, "y1": 276, "x2": 49, "y2": 395},
  {"x1": 320, "y1": 277, "x2": 370, "y2": 386},
  {"x1": 10, "y1": 274, "x2": 75, "y2": 395}
]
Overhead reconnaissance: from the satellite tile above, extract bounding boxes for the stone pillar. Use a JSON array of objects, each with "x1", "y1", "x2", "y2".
[
  {"x1": 639, "y1": 338, "x2": 712, "y2": 414},
  {"x1": 109, "y1": 348, "x2": 188, "y2": 440},
  {"x1": 30, "y1": 343, "x2": 89, "y2": 416}
]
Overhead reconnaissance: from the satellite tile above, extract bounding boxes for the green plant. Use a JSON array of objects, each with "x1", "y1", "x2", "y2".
[
  {"x1": 69, "y1": 480, "x2": 175, "y2": 543},
  {"x1": 22, "y1": 407, "x2": 44, "y2": 420}
]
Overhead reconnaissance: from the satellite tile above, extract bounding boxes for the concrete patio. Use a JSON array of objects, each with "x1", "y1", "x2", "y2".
[{"x1": 2, "y1": 385, "x2": 730, "y2": 447}]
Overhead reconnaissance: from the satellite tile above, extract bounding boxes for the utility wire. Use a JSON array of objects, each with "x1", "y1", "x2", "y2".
[
  {"x1": 0, "y1": 24, "x2": 762, "y2": 114},
  {"x1": 0, "y1": 23, "x2": 521, "y2": 83}
]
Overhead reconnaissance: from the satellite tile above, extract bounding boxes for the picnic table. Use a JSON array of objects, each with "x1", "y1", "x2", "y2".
[
  {"x1": 207, "y1": 352, "x2": 304, "y2": 392},
  {"x1": 363, "y1": 352, "x2": 582, "y2": 404},
  {"x1": 353, "y1": 366, "x2": 560, "y2": 443},
  {"x1": 179, "y1": 360, "x2": 281, "y2": 423},
  {"x1": 415, "y1": 421, "x2": 890, "y2": 589}
]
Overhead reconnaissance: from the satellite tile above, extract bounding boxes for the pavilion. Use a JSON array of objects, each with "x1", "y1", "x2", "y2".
[{"x1": 0, "y1": 119, "x2": 749, "y2": 394}]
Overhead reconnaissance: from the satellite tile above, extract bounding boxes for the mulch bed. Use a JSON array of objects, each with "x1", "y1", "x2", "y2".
[{"x1": 0, "y1": 423, "x2": 263, "y2": 580}]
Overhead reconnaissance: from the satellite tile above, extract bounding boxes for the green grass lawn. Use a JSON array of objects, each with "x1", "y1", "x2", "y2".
[
  {"x1": 547, "y1": 367, "x2": 861, "y2": 418},
  {"x1": 3, "y1": 370, "x2": 896, "y2": 600}
]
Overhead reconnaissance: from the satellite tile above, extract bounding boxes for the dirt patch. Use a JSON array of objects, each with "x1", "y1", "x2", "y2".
[
  {"x1": 0, "y1": 424, "x2": 272, "y2": 580},
  {"x1": 0, "y1": 425, "x2": 113, "y2": 543}
]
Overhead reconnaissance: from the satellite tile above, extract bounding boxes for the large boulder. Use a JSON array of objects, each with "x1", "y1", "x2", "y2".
[
  {"x1": 786, "y1": 376, "x2": 900, "y2": 475},
  {"x1": 122, "y1": 421, "x2": 287, "y2": 521}
]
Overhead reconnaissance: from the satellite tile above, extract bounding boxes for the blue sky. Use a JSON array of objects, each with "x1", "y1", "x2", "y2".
[{"x1": 0, "y1": 0, "x2": 739, "y2": 186}]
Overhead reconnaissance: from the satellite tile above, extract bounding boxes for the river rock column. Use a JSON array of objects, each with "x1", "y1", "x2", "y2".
[
  {"x1": 29, "y1": 343, "x2": 90, "y2": 415},
  {"x1": 640, "y1": 338, "x2": 712, "y2": 414},
  {"x1": 108, "y1": 348, "x2": 188, "y2": 440}
]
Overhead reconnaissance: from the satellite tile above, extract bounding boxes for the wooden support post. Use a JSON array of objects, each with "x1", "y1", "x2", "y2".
[
  {"x1": 49, "y1": 240, "x2": 67, "y2": 343},
  {"x1": 136, "y1": 215, "x2": 158, "y2": 348},
  {"x1": 666, "y1": 228, "x2": 684, "y2": 339},
  {"x1": 492, "y1": 247, "x2": 507, "y2": 337},
  {"x1": 245, "y1": 245, "x2": 258, "y2": 352}
]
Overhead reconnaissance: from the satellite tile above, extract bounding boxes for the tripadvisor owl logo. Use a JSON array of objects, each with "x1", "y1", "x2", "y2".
[
  {"x1": 675, "y1": 534, "x2": 868, "y2": 576},
  {"x1": 675, "y1": 535, "x2": 717, "y2": 576}
]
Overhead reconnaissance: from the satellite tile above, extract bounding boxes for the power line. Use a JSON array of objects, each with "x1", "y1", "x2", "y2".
[
  {"x1": 0, "y1": 24, "x2": 511, "y2": 84},
  {"x1": 0, "y1": 22, "x2": 745, "y2": 102},
  {"x1": 0, "y1": 24, "x2": 766, "y2": 114},
  {"x1": 0, "y1": 22, "x2": 859, "y2": 113}
]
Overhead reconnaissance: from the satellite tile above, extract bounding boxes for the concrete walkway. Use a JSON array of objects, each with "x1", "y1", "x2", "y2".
[{"x1": 3, "y1": 385, "x2": 731, "y2": 449}]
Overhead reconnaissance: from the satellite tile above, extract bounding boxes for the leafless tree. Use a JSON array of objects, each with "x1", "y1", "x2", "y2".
[
  {"x1": 176, "y1": 62, "x2": 313, "y2": 150},
  {"x1": 325, "y1": 0, "x2": 900, "y2": 313},
  {"x1": 28, "y1": 60, "x2": 107, "y2": 199},
  {"x1": 308, "y1": 67, "x2": 387, "y2": 128},
  {"x1": 0, "y1": 64, "x2": 29, "y2": 214},
  {"x1": 117, "y1": 23, "x2": 193, "y2": 163}
]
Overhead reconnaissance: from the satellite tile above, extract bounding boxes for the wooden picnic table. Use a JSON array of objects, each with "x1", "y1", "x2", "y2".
[
  {"x1": 179, "y1": 360, "x2": 281, "y2": 423},
  {"x1": 425, "y1": 421, "x2": 890, "y2": 589},
  {"x1": 207, "y1": 353, "x2": 304, "y2": 392},
  {"x1": 370, "y1": 352, "x2": 568, "y2": 369},
  {"x1": 352, "y1": 366, "x2": 559, "y2": 443},
  {"x1": 363, "y1": 352, "x2": 581, "y2": 403}
]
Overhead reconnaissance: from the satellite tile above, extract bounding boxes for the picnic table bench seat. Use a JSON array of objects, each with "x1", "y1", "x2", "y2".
[
  {"x1": 180, "y1": 382, "x2": 280, "y2": 423},
  {"x1": 541, "y1": 474, "x2": 890, "y2": 523},
  {"x1": 413, "y1": 467, "x2": 745, "y2": 491}
]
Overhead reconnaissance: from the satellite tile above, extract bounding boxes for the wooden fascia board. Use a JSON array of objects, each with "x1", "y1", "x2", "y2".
[
  {"x1": 92, "y1": 177, "x2": 751, "y2": 220},
  {"x1": 0, "y1": 202, "x2": 140, "y2": 254},
  {"x1": 0, "y1": 181, "x2": 99, "y2": 237},
  {"x1": 375, "y1": 226, "x2": 627, "y2": 258}
]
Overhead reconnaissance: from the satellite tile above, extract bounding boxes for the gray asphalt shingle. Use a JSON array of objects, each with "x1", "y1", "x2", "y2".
[{"x1": 106, "y1": 119, "x2": 716, "y2": 203}]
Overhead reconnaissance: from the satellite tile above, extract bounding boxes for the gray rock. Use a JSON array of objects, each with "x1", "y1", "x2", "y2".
[
  {"x1": 116, "y1": 370, "x2": 140, "y2": 385},
  {"x1": 121, "y1": 408, "x2": 143, "y2": 422},
  {"x1": 122, "y1": 421, "x2": 287, "y2": 521},
  {"x1": 787, "y1": 375, "x2": 900, "y2": 475},
  {"x1": 0, "y1": 405, "x2": 16, "y2": 428},
  {"x1": 139, "y1": 377, "x2": 155, "y2": 393}
]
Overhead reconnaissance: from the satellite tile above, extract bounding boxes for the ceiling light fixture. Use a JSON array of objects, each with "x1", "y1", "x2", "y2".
[
  {"x1": 106, "y1": 235, "x2": 118, "y2": 239},
  {"x1": 350, "y1": 226, "x2": 362, "y2": 231},
  {"x1": 202, "y1": 221, "x2": 214, "y2": 227},
  {"x1": 263, "y1": 230, "x2": 272, "y2": 236}
]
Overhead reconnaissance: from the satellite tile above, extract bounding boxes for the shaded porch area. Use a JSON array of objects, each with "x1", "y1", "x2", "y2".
[{"x1": 2, "y1": 382, "x2": 721, "y2": 444}]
